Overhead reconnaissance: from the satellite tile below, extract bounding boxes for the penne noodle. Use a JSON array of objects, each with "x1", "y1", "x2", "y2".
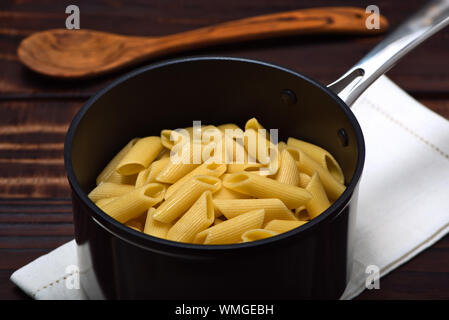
[
  {"x1": 218, "y1": 123, "x2": 241, "y2": 132},
  {"x1": 105, "y1": 171, "x2": 138, "y2": 185},
  {"x1": 213, "y1": 198, "x2": 297, "y2": 222},
  {"x1": 161, "y1": 129, "x2": 190, "y2": 150},
  {"x1": 226, "y1": 162, "x2": 265, "y2": 174},
  {"x1": 156, "y1": 142, "x2": 200, "y2": 183},
  {"x1": 95, "y1": 197, "x2": 118, "y2": 208},
  {"x1": 212, "y1": 186, "x2": 249, "y2": 200},
  {"x1": 287, "y1": 137, "x2": 344, "y2": 184},
  {"x1": 286, "y1": 146, "x2": 346, "y2": 200},
  {"x1": 245, "y1": 117, "x2": 265, "y2": 132},
  {"x1": 241, "y1": 229, "x2": 278, "y2": 242},
  {"x1": 165, "y1": 162, "x2": 226, "y2": 199},
  {"x1": 98, "y1": 183, "x2": 165, "y2": 223},
  {"x1": 214, "y1": 217, "x2": 225, "y2": 225},
  {"x1": 264, "y1": 219, "x2": 307, "y2": 233},
  {"x1": 126, "y1": 219, "x2": 143, "y2": 232},
  {"x1": 222, "y1": 172, "x2": 311, "y2": 209},
  {"x1": 298, "y1": 173, "x2": 312, "y2": 189},
  {"x1": 135, "y1": 157, "x2": 171, "y2": 188},
  {"x1": 96, "y1": 138, "x2": 139, "y2": 184},
  {"x1": 275, "y1": 149, "x2": 301, "y2": 186},
  {"x1": 88, "y1": 182, "x2": 135, "y2": 203},
  {"x1": 194, "y1": 209, "x2": 265, "y2": 244},
  {"x1": 143, "y1": 207, "x2": 171, "y2": 239},
  {"x1": 152, "y1": 176, "x2": 222, "y2": 224},
  {"x1": 294, "y1": 205, "x2": 310, "y2": 221},
  {"x1": 277, "y1": 141, "x2": 288, "y2": 153},
  {"x1": 166, "y1": 191, "x2": 215, "y2": 242},
  {"x1": 305, "y1": 171, "x2": 331, "y2": 219},
  {"x1": 116, "y1": 136, "x2": 163, "y2": 175}
]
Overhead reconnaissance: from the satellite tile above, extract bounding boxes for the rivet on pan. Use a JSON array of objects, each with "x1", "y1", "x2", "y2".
[
  {"x1": 338, "y1": 128, "x2": 349, "y2": 147},
  {"x1": 280, "y1": 89, "x2": 297, "y2": 106}
]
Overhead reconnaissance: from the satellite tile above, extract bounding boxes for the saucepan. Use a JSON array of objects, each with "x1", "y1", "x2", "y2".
[{"x1": 64, "y1": 1, "x2": 449, "y2": 299}]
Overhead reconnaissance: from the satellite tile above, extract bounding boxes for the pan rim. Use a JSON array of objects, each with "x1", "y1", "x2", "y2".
[{"x1": 64, "y1": 56, "x2": 366, "y2": 253}]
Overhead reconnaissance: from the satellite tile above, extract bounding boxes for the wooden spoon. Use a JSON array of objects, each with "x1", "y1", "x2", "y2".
[{"x1": 17, "y1": 7, "x2": 388, "y2": 79}]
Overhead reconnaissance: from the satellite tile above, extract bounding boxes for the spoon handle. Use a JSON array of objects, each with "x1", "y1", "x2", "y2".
[
  {"x1": 151, "y1": 7, "x2": 387, "y2": 54},
  {"x1": 328, "y1": 0, "x2": 449, "y2": 106}
]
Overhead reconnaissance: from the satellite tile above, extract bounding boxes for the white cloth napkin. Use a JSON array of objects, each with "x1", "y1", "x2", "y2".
[{"x1": 10, "y1": 76, "x2": 449, "y2": 300}]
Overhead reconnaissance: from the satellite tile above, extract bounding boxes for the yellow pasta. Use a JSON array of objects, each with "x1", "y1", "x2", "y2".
[
  {"x1": 218, "y1": 123, "x2": 241, "y2": 132},
  {"x1": 105, "y1": 171, "x2": 138, "y2": 185},
  {"x1": 165, "y1": 162, "x2": 227, "y2": 199},
  {"x1": 166, "y1": 191, "x2": 215, "y2": 242},
  {"x1": 143, "y1": 208, "x2": 171, "y2": 239},
  {"x1": 194, "y1": 209, "x2": 265, "y2": 244},
  {"x1": 245, "y1": 117, "x2": 265, "y2": 132},
  {"x1": 264, "y1": 220, "x2": 307, "y2": 233},
  {"x1": 212, "y1": 186, "x2": 249, "y2": 200},
  {"x1": 90, "y1": 118, "x2": 346, "y2": 245},
  {"x1": 305, "y1": 171, "x2": 331, "y2": 219},
  {"x1": 98, "y1": 183, "x2": 165, "y2": 223},
  {"x1": 135, "y1": 157, "x2": 170, "y2": 188},
  {"x1": 286, "y1": 146, "x2": 346, "y2": 200},
  {"x1": 95, "y1": 197, "x2": 118, "y2": 208},
  {"x1": 126, "y1": 219, "x2": 143, "y2": 232},
  {"x1": 152, "y1": 176, "x2": 221, "y2": 224},
  {"x1": 287, "y1": 137, "x2": 344, "y2": 184},
  {"x1": 241, "y1": 229, "x2": 278, "y2": 242},
  {"x1": 213, "y1": 198, "x2": 297, "y2": 222},
  {"x1": 275, "y1": 149, "x2": 301, "y2": 186},
  {"x1": 96, "y1": 138, "x2": 139, "y2": 184},
  {"x1": 298, "y1": 173, "x2": 312, "y2": 189},
  {"x1": 116, "y1": 136, "x2": 163, "y2": 175},
  {"x1": 88, "y1": 182, "x2": 135, "y2": 203},
  {"x1": 223, "y1": 172, "x2": 311, "y2": 209}
]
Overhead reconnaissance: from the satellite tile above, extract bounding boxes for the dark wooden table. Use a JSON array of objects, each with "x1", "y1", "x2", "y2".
[{"x1": 1, "y1": 0, "x2": 448, "y2": 300}]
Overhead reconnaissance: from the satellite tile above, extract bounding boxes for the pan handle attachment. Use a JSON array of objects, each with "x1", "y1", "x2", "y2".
[{"x1": 327, "y1": 0, "x2": 449, "y2": 107}]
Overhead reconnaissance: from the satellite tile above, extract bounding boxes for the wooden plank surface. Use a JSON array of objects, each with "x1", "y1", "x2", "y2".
[{"x1": 0, "y1": 0, "x2": 448, "y2": 300}]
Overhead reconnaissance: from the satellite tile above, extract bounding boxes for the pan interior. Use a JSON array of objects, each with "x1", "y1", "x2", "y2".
[{"x1": 70, "y1": 58, "x2": 361, "y2": 201}]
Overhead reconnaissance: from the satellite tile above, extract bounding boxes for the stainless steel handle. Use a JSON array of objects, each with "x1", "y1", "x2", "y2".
[{"x1": 328, "y1": 0, "x2": 449, "y2": 106}]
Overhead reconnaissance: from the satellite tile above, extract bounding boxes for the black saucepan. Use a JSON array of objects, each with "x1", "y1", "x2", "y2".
[{"x1": 64, "y1": 1, "x2": 449, "y2": 299}]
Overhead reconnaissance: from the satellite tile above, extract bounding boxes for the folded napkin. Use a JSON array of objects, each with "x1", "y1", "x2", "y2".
[{"x1": 10, "y1": 76, "x2": 449, "y2": 300}]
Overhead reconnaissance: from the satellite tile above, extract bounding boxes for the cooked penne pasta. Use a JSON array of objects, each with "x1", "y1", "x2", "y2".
[
  {"x1": 212, "y1": 186, "x2": 249, "y2": 200},
  {"x1": 213, "y1": 198, "x2": 297, "y2": 222},
  {"x1": 116, "y1": 136, "x2": 163, "y2": 175},
  {"x1": 264, "y1": 219, "x2": 307, "y2": 233},
  {"x1": 275, "y1": 149, "x2": 301, "y2": 186},
  {"x1": 126, "y1": 219, "x2": 144, "y2": 232},
  {"x1": 98, "y1": 183, "x2": 165, "y2": 223},
  {"x1": 223, "y1": 172, "x2": 311, "y2": 209},
  {"x1": 241, "y1": 229, "x2": 278, "y2": 242},
  {"x1": 88, "y1": 182, "x2": 135, "y2": 203},
  {"x1": 90, "y1": 118, "x2": 346, "y2": 245},
  {"x1": 143, "y1": 208, "x2": 171, "y2": 238},
  {"x1": 298, "y1": 173, "x2": 312, "y2": 189},
  {"x1": 194, "y1": 209, "x2": 265, "y2": 244},
  {"x1": 286, "y1": 146, "x2": 346, "y2": 200},
  {"x1": 214, "y1": 217, "x2": 225, "y2": 225},
  {"x1": 218, "y1": 123, "x2": 241, "y2": 132},
  {"x1": 166, "y1": 191, "x2": 215, "y2": 242},
  {"x1": 287, "y1": 137, "x2": 344, "y2": 184},
  {"x1": 96, "y1": 138, "x2": 139, "y2": 184},
  {"x1": 135, "y1": 157, "x2": 171, "y2": 188},
  {"x1": 152, "y1": 176, "x2": 221, "y2": 224},
  {"x1": 305, "y1": 171, "x2": 331, "y2": 219},
  {"x1": 95, "y1": 197, "x2": 118, "y2": 208},
  {"x1": 105, "y1": 171, "x2": 138, "y2": 185},
  {"x1": 245, "y1": 117, "x2": 265, "y2": 132},
  {"x1": 165, "y1": 162, "x2": 226, "y2": 199}
]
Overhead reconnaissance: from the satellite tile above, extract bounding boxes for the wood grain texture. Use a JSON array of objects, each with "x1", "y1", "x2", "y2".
[
  {"x1": 17, "y1": 7, "x2": 388, "y2": 78},
  {"x1": 0, "y1": 0, "x2": 448, "y2": 300}
]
